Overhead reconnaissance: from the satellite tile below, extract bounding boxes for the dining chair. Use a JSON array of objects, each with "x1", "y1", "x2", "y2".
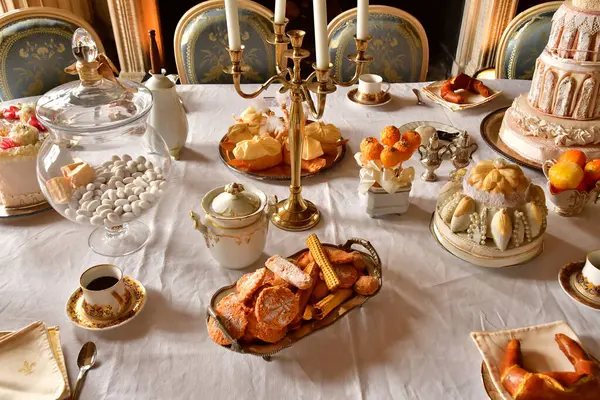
[
  {"x1": 0, "y1": 7, "x2": 104, "y2": 101},
  {"x1": 174, "y1": 0, "x2": 276, "y2": 84},
  {"x1": 495, "y1": 1, "x2": 562, "y2": 80},
  {"x1": 327, "y1": 5, "x2": 428, "y2": 83}
]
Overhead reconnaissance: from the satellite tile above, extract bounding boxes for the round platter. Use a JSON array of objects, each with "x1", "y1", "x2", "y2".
[
  {"x1": 218, "y1": 134, "x2": 347, "y2": 181},
  {"x1": 429, "y1": 212, "x2": 544, "y2": 268},
  {"x1": 480, "y1": 107, "x2": 542, "y2": 171},
  {"x1": 0, "y1": 201, "x2": 52, "y2": 218},
  {"x1": 398, "y1": 120, "x2": 462, "y2": 142}
]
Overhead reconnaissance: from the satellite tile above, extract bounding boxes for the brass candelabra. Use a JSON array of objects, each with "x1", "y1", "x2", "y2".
[{"x1": 225, "y1": 19, "x2": 372, "y2": 231}]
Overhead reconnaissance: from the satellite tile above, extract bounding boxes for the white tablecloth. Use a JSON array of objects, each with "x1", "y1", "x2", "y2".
[{"x1": 2, "y1": 81, "x2": 599, "y2": 400}]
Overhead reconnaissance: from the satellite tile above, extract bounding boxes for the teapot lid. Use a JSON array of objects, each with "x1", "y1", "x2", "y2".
[
  {"x1": 36, "y1": 28, "x2": 152, "y2": 133},
  {"x1": 210, "y1": 183, "x2": 261, "y2": 218}
]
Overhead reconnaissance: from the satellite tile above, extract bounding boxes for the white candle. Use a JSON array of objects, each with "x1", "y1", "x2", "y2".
[
  {"x1": 224, "y1": 0, "x2": 241, "y2": 50},
  {"x1": 357, "y1": 0, "x2": 369, "y2": 40},
  {"x1": 313, "y1": 0, "x2": 329, "y2": 69},
  {"x1": 274, "y1": 0, "x2": 286, "y2": 24}
]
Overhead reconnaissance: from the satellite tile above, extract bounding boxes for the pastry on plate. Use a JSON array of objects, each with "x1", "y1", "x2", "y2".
[
  {"x1": 304, "y1": 121, "x2": 346, "y2": 155},
  {"x1": 221, "y1": 123, "x2": 254, "y2": 152},
  {"x1": 228, "y1": 136, "x2": 283, "y2": 171},
  {"x1": 440, "y1": 73, "x2": 491, "y2": 104},
  {"x1": 282, "y1": 135, "x2": 327, "y2": 173}
]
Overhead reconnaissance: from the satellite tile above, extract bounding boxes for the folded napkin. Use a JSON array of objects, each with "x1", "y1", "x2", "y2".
[
  {"x1": 354, "y1": 152, "x2": 414, "y2": 194},
  {"x1": 0, "y1": 321, "x2": 70, "y2": 400},
  {"x1": 471, "y1": 320, "x2": 580, "y2": 400}
]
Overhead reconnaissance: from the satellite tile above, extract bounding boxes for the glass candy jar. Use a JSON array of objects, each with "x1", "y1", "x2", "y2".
[{"x1": 36, "y1": 28, "x2": 171, "y2": 256}]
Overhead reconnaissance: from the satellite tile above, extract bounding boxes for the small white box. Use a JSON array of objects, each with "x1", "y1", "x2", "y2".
[{"x1": 364, "y1": 184, "x2": 411, "y2": 217}]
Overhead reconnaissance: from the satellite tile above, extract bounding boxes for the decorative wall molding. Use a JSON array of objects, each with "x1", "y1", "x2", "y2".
[
  {"x1": 106, "y1": 0, "x2": 162, "y2": 81},
  {"x1": 453, "y1": 0, "x2": 519, "y2": 76},
  {"x1": 0, "y1": 0, "x2": 93, "y2": 22}
]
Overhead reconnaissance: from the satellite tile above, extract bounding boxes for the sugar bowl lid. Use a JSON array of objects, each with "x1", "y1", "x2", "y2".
[
  {"x1": 207, "y1": 183, "x2": 262, "y2": 218},
  {"x1": 36, "y1": 28, "x2": 152, "y2": 133}
]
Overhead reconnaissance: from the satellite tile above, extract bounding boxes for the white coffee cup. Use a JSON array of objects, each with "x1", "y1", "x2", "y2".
[
  {"x1": 80, "y1": 264, "x2": 129, "y2": 320},
  {"x1": 581, "y1": 249, "x2": 600, "y2": 287},
  {"x1": 358, "y1": 74, "x2": 391, "y2": 100}
]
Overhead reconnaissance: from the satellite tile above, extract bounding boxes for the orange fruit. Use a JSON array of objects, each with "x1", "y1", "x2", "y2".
[
  {"x1": 380, "y1": 126, "x2": 401, "y2": 147},
  {"x1": 549, "y1": 183, "x2": 564, "y2": 194},
  {"x1": 380, "y1": 146, "x2": 404, "y2": 168},
  {"x1": 575, "y1": 180, "x2": 589, "y2": 192},
  {"x1": 584, "y1": 159, "x2": 600, "y2": 183},
  {"x1": 392, "y1": 140, "x2": 414, "y2": 162},
  {"x1": 401, "y1": 131, "x2": 422, "y2": 153},
  {"x1": 360, "y1": 137, "x2": 379, "y2": 154},
  {"x1": 557, "y1": 149, "x2": 587, "y2": 168},
  {"x1": 548, "y1": 161, "x2": 585, "y2": 190},
  {"x1": 363, "y1": 140, "x2": 384, "y2": 161}
]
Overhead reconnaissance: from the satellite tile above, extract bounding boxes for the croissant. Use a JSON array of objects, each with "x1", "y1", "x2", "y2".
[
  {"x1": 501, "y1": 334, "x2": 600, "y2": 400},
  {"x1": 440, "y1": 73, "x2": 492, "y2": 104}
]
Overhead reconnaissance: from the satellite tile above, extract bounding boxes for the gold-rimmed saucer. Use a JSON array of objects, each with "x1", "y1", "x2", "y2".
[
  {"x1": 559, "y1": 262, "x2": 600, "y2": 311},
  {"x1": 66, "y1": 276, "x2": 147, "y2": 330},
  {"x1": 347, "y1": 88, "x2": 392, "y2": 107}
]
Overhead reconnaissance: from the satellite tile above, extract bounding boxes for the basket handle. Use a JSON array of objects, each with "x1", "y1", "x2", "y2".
[
  {"x1": 342, "y1": 238, "x2": 382, "y2": 276},
  {"x1": 207, "y1": 305, "x2": 242, "y2": 352}
]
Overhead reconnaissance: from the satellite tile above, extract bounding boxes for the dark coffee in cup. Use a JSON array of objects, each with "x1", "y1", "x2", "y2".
[{"x1": 86, "y1": 276, "x2": 119, "y2": 291}]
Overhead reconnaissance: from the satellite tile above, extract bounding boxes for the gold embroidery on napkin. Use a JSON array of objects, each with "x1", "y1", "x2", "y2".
[{"x1": 18, "y1": 360, "x2": 35, "y2": 375}]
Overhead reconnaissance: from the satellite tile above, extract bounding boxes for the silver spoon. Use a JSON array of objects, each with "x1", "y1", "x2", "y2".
[
  {"x1": 71, "y1": 342, "x2": 97, "y2": 400},
  {"x1": 412, "y1": 88, "x2": 424, "y2": 105}
]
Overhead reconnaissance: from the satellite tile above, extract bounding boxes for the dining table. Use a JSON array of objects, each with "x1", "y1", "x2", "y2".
[{"x1": 1, "y1": 79, "x2": 599, "y2": 400}]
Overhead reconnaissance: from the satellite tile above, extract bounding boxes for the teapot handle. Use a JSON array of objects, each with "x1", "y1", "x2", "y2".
[
  {"x1": 542, "y1": 159, "x2": 556, "y2": 180},
  {"x1": 266, "y1": 195, "x2": 278, "y2": 217},
  {"x1": 189, "y1": 210, "x2": 210, "y2": 248}
]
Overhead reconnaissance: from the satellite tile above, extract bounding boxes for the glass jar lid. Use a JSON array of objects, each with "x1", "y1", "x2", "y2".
[
  {"x1": 210, "y1": 183, "x2": 261, "y2": 218},
  {"x1": 36, "y1": 28, "x2": 152, "y2": 133}
]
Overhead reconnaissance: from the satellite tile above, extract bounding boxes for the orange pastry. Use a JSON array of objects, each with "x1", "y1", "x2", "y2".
[
  {"x1": 296, "y1": 250, "x2": 312, "y2": 268},
  {"x1": 558, "y1": 150, "x2": 587, "y2": 168},
  {"x1": 380, "y1": 146, "x2": 405, "y2": 168},
  {"x1": 351, "y1": 252, "x2": 366, "y2": 270},
  {"x1": 208, "y1": 317, "x2": 232, "y2": 345},
  {"x1": 263, "y1": 269, "x2": 292, "y2": 288},
  {"x1": 254, "y1": 286, "x2": 299, "y2": 329},
  {"x1": 392, "y1": 139, "x2": 414, "y2": 163},
  {"x1": 380, "y1": 126, "x2": 401, "y2": 146},
  {"x1": 325, "y1": 247, "x2": 354, "y2": 264},
  {"x1": 310, "y1": 279, "x2": 329, "y2": 303},
  {"x1": 402, "y1": 130, "x2": 422, "y2": 153},
  {"x1": 236, "y1": 268, "x2": 267, "y2": 303},
  {"x1": 228, "y1": 153, "x2": 282, "y2": 172},
  {"x1": 243, "y1": 309, "x2": 287, "y2": 343},
  {"x1": 353, "y1": 275, "x2": 379, "y2": 296},
  {"x1": 334, "y1": 265, "x2": 359, "y2": 288},
  {"x1": 207, "y1": 293, "x2": 248, "y2": 344},
  {"x1": 360, "y1": 136, "x2": 379, "y2": 153}
]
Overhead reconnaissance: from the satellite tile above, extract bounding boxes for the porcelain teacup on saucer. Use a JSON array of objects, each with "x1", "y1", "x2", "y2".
[
  {"x1": 348, "y1": 74, "x2": 392, "y2": 106},
  {"x1": 558, "y1": 250, "x2": 600, "y2": 311},
  {"x1": 66, "y1": 264, "x2": 147, "y2": 330}
]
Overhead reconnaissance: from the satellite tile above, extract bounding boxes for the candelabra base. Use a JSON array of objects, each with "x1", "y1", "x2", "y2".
[{"x1": 270, "y1": 197, "x2": 321, "y2": 231}]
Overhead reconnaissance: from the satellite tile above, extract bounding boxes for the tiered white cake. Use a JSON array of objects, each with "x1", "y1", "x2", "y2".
[{"x1": 499, "y1": 0, "x2": 600, "y2": 164}]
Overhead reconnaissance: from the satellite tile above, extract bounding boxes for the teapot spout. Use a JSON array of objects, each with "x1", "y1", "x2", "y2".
[
  {"x1": 266, "y1": 195, "x2": 278, "y2": 217},
  {"x1": 167, "y1": 74, "x2": 180, "y2": 84}
]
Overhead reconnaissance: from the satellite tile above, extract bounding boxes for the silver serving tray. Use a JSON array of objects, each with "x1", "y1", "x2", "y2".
[{"x1": 206, "y1": 238, "x2": 382, "y2": 360}]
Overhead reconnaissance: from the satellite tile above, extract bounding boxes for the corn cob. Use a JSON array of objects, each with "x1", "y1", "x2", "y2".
[
  {"x1": 314, "y1": 289, "x2": 353, "y2": 320},
  {"x1": 306, "y1": 234, "x2": 340, "y2": 291}
]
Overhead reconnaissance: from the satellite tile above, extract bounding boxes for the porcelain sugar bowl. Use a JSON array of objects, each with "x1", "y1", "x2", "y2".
[{"x1": 190, "y1": 183, "x2": 276, "y2": 269}]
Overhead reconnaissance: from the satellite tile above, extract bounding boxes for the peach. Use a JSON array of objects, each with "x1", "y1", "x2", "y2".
[
  {"x1": 584, "y1": 159, "x2": 600, "y2": 183},
  {"x1": 548, "y1": 161, "x2": 584, "y2": 190},
  {"x1": 380, "y1": 126, "x2": 401, "y2": 147},
  {"x1": 557, "y1": 149, "x2": 587, "y2": 168}
]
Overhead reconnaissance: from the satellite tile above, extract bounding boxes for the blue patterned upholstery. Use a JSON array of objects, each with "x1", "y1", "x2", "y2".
[
  {"x1": 177, "y1": 5, "x2": 275, "y2": 84},
  {"x1": 497, "y1": 4, "x2": 561, "y2": 80},
  {"x1": 328, "y1": 9, "x2": 428, "y2": 83},
  {"x1": 0, "y1": 17, "x2": 83, "y2": 100}
]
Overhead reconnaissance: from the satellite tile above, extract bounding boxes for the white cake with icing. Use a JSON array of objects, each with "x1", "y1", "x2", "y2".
[
  {"x1": 432, "y1": 159, "x2": 547, "y2": 268},
  {"x1": 0, "y1": 104, "x2": 46, "y2": 208},
  {"x1": 499, "y1": 0, "x2": 600, "y2": 163}
]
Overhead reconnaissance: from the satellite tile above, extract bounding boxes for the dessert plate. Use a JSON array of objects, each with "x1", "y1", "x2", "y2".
[
  {"x1": 346, "y1": 88, "x2": 392, "y2": 107},
  {"x1": 0, "y1": 201, "x2": 52, "y2": 218},
  {"x1": 480, "y1": 107, "x2": 542, "y2": 171},
  {"x1": 218, "y1": 133, "x2": 347, "y2": 181},
  {"x1": 559, "y1": 261, "x2": 600, "y2": 311},
  {"x1": 422, "y1": 81, "x2": 502, "y2": 112},
  {"x1": 206, "y1": 238, "x2": 382, "y2": 360},
  {"x1": 397, "y1": 120, "x2": 461, "y2": 142},
  {"x1": 66, "y1": 276, "x2": 147, "y2": 330}
]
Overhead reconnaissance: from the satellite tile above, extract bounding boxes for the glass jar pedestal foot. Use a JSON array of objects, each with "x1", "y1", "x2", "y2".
[{"x1": 88, "y1": 221, "x2": 150, "y2": 257}]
